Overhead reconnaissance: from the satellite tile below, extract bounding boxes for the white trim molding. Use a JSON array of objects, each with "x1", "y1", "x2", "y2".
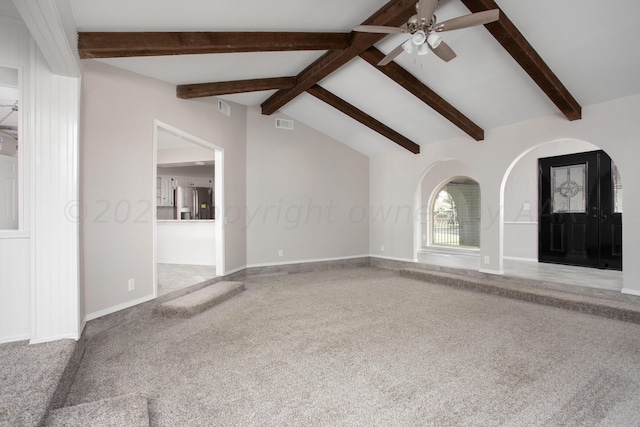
[
  {"x1": 30, "y1": 332, "x2": 79, "y2": 345},
  {"x1": 503, "y1": 256, "x2": 538, "y2": 263},
  {"x1": 85, "y1": 294, "x2": 156, "y2": 322},
  {"x1": 247, "y1": 254, "x2": 370, "y2": 269},
  {"x1": 621, "y1": 288, "x2": 640, "y2": 297},
  {"x1": 479, "y1": 268, "x2": 505, "y2": 275},
  {"x1": 369, "y1": 254, "x2": 415, "y2": 263},
  {"x1": 11, "y1": 0, "x2": 80, "y2": 77}
]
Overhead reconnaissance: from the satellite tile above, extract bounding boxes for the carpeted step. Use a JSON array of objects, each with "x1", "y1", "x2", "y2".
[
  {"x1": 45, "y1": 394, "x2": 149, "y2": 426},
  {"x1": 400, "y1": 268, "x2": 640, "y2": 324},
  {"x1": 156, "y1": 281, "x2": 244, "y2": 318},
  {"x1": 0, "y1": 339, "x2": 77, "y2": 427}
]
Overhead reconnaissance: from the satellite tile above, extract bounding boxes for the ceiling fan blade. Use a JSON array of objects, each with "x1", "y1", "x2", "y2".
[
  {"x1": 378, "y1": 43, "x2": 406, "y2": 66},
  {"x1": 430, "y1": 40, "x2": 457, "y2": 62},
  {"x1": 417, "y1": 0, "x2": 439, "y2": 24},
  {"x1": 354, "y1": 25, "x2": 406, "y2": 34},
  {"x1": 434, "y1": 9, "x2": 499, "y2": 32}
]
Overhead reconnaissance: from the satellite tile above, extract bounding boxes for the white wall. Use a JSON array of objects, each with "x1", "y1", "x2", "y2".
[
  {"x1": 81, "y1": 60, "x2": 247, "y2": 320},
  {"x1": 0, "y1": 12, "x2": 31, "y2": 343},
  {"x1": 0, "y1": 5, "x2": 82, "y2": 343},
  {"x1": 246, "y1": 107, "x2": 369, "y2": 266},
  {"x1": 157, "y1": 221, "x2": 215, "y2": 266},
  {"x1": 31, "y1": 45, "x2": 81, "y2": 342},
  {"x1": 0, "y1": 235, "x2": 30, "y2": 341},
  {"x1": 370, "y1": 94, "x2": 640, "y2": 294}
]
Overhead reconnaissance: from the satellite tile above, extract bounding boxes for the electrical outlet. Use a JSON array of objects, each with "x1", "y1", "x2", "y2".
[
  {"x1": 483, "y1": 256, "x2": 490, "y2": 264},
  {"x1": 278, "y1": 249, "x2": 283, "y2": 257},
  {"x1": 380, "y1": 245, "x2": 385, "y2": 252},
  {"x1": 128, "y1": 278, "x2": 135, "y2": 291}
]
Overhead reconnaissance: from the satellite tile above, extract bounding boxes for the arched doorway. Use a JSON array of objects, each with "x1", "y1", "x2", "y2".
[{"x1": 501, "y1": 139, "x2": 622, "y2": 272}]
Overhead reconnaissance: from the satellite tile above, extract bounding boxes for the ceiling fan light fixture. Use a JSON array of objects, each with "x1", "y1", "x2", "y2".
[
  {"x1": 411, "y1": 30, "x2": 427, "y2": 46},
  {"x1": 427, "y1": 33, "x2": 442, "y2": 49},
  {"x1": 418, "y1": 43, "x2": 430, "y2": 56},
  {"x1": 402, "y1": 39, "x2": 415, "y2": 54}
]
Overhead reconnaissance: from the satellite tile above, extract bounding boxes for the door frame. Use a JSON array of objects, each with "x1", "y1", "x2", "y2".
[{"x1": 152, "y1": 120, "x2": 225, "y2": 298}]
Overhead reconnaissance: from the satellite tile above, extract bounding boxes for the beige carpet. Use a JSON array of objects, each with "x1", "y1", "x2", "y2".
[
  {"x1": 0, "y1": 339, "x2": 76, "y2": 427},
  {"x1": 65, "y1": 267, "x2": 640, "y2": 426}
]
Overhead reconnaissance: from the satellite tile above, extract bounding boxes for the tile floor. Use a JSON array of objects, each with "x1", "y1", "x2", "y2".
[
  {"x1": 156, "y1": 254, "x2": 624, "y2": 298},
  {"x1": 156, "y1": 263, "x2": 217, "y2": 296},
  {"x1": 417, "y1": 249, "x2": 623, "y2": 292}
]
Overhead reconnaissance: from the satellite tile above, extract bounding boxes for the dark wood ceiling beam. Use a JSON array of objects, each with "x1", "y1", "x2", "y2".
[
  {"x1": 78, "y1": 32, "x2": 351, "y2": 59},
  {"x1": 307, "y1": 85, "x2": 420, "y2": 154},
  {"x1": 261, "y1": 0, "x2": 418, "y2": 115},
  {"x1": 459, "y1": 0, "x2": 582, "y2": 121},
  {"x1": 177, "y1": 77, "x2": 296, "y2": 99},
  {"x1": 359, "y1": 47, "x2": 484, "y2": 141}
]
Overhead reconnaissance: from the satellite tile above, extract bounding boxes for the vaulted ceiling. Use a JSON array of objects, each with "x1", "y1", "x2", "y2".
[{"x1": 69, "y1": 0, "x2": 640, "y2": 157}]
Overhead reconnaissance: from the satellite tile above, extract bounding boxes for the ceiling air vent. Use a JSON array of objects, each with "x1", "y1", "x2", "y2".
[
  {"x1": 275, "y1": 118, "x2": 294, "y2": 130},
  {"x1": 217, "y1": 99, "x2": 231, "y2": 117}
]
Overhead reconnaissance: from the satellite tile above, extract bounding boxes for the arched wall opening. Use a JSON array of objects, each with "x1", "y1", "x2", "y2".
[
  {"x1": 414, "y1": 159, "x2": 480, "y2": 260},
  {"x1": 431, "y1": 179, "x2": 481, "y2": 248},
  {"x1": 500, "y1": 138, "x2": 622, "y2": 269}
]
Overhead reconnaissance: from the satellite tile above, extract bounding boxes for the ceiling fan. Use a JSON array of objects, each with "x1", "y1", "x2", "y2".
[{"x1": 354, "y1": 0, "x2": 499, "y2": 66}]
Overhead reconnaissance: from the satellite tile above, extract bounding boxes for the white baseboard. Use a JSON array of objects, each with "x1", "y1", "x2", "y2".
[
  {"x1": 369, "y1": 254, "x2": 415, "y2": 263},
  {"x1": 622, "y1": 288, "x2": 640, "y2": 297},
  {"x1": 247, "y1": 254, "x2": 370, "y2": 269},
  {"x1": 85, "y1": 294, "x2": 155, "y2": 322},
  {"x1": 0, "y1": 333, "x2": 30, "y2": 344},
  {"x1": 479, "y1": 268, "x2": 504, "y2": 275},
  {"x1": 221, "y1": 265, "x2": 246, "y2": 276},
  {"x1": 30, "y1": 332, "x2": 80, "y2": 344},
  {"x1": 503, "y1": 256, "x2": 538, "y2": 263},
  {"x1": 418, "y1": 247, "x2": 479, "y2": 256}
]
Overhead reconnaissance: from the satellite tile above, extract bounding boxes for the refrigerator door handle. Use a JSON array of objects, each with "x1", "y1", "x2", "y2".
[{"x1": 194, "y1": 189, "x2": 199, "y2": 220}]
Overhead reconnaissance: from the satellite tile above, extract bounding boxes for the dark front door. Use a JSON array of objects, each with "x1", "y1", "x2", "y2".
[{"x1": 539, "y1": 150, "x2": 622, "y2": 270}]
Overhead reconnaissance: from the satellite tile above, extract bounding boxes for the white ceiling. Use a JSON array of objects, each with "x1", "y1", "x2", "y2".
[{"x1": 68, "y1": 0, "x2": 640, "y2": 157}]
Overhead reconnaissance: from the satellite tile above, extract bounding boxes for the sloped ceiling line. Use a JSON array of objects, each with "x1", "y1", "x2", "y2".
[
  {"x1": 459, "y1": 0, "x2": 582, "y2": 120},
  {"x1": 359, "y1": 47, "x2": 484, "y2": 141},
  {"x1": 75, "y1": 0, "x2": 582, "y2": 152},
  {"x1": 307, "y1": 85, "x2": 420, "y2": 154},
  {"x1": 260, "y1": 0, "x2": 418, "y2": 115}
]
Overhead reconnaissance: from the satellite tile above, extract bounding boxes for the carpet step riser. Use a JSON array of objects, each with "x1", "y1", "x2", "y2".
[
  {"x1": 400, "y1": 269, "x2": 640, "y2": 325},
  {"x1": 156, "y1": 281, "x2": 244, "y2": 318},
  {"x1": 45, "y1": 394, "x2": 150, "y2": 427}
]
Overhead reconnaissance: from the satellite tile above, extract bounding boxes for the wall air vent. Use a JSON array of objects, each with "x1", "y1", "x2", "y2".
[
  {"x1": 275, "y1": 118, "x2": 294, "y2": 130},
  {"x1": 217, "y1": 99, "x2": 231, "y2": 117}
]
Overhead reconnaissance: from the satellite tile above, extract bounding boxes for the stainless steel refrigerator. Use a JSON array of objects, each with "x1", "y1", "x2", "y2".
[{"x1": 174, "y1": 186, "x2": 214, "y2": 220}]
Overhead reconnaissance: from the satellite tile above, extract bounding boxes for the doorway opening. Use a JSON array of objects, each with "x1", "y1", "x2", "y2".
[
  {"x1": 539, "y1": 150, "x2": 622, "y2": 270},
  {"x1": 153, "y1": 121, "x2": 225, "y2": 297}
]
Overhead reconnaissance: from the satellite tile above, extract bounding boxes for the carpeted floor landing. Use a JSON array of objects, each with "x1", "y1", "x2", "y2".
[{"x1": 65, "y1": 267, "x2": 640, "y2": 426}]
